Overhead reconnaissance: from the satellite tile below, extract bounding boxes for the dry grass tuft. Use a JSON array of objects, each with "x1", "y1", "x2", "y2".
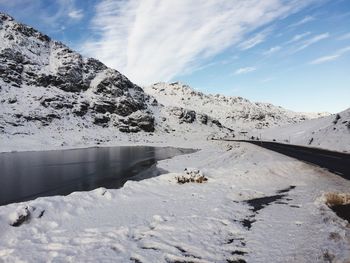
[{"x1": 324, "y1": 192, "x2": 350, "y2": 207}]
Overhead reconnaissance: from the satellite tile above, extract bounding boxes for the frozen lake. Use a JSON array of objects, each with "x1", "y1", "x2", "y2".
[{"x1": 0, "y1": 146, "x2": 194, "y2": 206}]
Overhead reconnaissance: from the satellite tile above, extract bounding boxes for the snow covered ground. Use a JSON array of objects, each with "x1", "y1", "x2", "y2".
[
  {"x1": 0, "y1": 118, "x2": 226, "y2": 153},
  {"x1": 255, "y1": 108, "x2": 350, "y2": 152},
  {"x1": 0, "y1": 140, "x2": 349, "y2": 262}
]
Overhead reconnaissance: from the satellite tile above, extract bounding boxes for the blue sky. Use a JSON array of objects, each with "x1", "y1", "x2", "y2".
[{"x1": 0, "y1": 0, "x2": 349, "y2": 113}]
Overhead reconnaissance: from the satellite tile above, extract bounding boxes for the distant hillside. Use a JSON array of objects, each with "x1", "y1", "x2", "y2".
[
  {"x1": 257, "y1": 108, "x2": 350, "y2": 152},
  {"x1": 144, "y1": 82, "x2": 327, "y2": 131}
]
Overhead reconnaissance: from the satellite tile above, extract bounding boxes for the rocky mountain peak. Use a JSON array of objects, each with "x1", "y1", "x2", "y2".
[{"x1": 0, "y1": 12, "x2": 155, "y2": 133}]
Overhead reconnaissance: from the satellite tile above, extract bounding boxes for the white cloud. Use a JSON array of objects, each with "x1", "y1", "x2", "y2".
[
  {"x1": 82, "y1": 0, "x2": 319, "y2": 85},
  {"x1": 68, "y1": 9, "x2": 84, "y2": 20},
  {"x1": 286, "y1": 32, "x2": 311, "y2": 44},
  {"x1": 234, "y1": 67, "x2": 256, "y2": 75},
  {"x1": 310, "y1": 55, "x2": 339, "y2": 64},
  {"x1": 294, "y1": 32, "x2": 329, "y2": 52},
  {"x1": 238, "y1": 30, "x2": 270, "y2": 50},
  {"x1": 310, "y1": 46, "x2": 350, "y2": 64},
  {"x1": 261, "y1": 77, "x2": 275, "y2": 83},
  {"x1": 263, "y1": 46, "x2": 281, "y2": 55},
  {"x1": 288, "y1": 15, "x2": 315, "y2": 27},
  {"x1": 338, "y1": 33, "x2": 350, "y2": 40}
]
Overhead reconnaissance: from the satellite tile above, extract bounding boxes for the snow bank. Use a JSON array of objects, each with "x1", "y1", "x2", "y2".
[{"x1": 256, "y1": 108, "x2": 350, "y2": 152}]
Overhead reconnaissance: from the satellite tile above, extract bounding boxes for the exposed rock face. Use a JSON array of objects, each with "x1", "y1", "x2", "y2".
[
  {"x1": 113, "y1": 111, "x2": 155, "y2": 133},
  {"x1": 126, "y1": 111, "x2": 155, "y2": 132},
  {"x1": 167, "y1": 106, "x2": 228, "y2": 131},
  {"x1": 93, "y1": 114, "x2": 110, "y2": 127},
  {"x1": 0, "y1": 12, "x2": 154, "y2": 133},
  {"x1": 0, "y1": 48, "x2": 24, "y2": 87},
  {"x1": 170, "y1": 107, "x2": 196, "y2": 124}
]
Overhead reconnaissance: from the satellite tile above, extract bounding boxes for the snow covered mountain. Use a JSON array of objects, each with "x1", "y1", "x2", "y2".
[
  {"x1": 0, "y1": 12, "x2": 157, "y2": 132},
  {"x1": 144, "y1": 82, "x2": 327, "y2": 130},
  {"x1": 0, "y1": 12, "x2": 330, "y2": 151},
  {"x1": 257, "y1": 108, "x2": 350, "y2": 152},
  {"x1": 0, "y1": 12, "x2": 232, "y2": 150}
]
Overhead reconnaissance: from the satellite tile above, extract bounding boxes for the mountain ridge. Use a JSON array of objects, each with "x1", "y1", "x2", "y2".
[
  {"x1": 144, "y1": 82, "x2": 328, "y2": 130},
  {"x1": 0, "y1": 12, "x2": 332, "y2": 151}
]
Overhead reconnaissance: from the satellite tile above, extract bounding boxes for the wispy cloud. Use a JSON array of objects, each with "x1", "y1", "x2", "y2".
[
  {"x1": 294, "y1": 32, "x2": 329, "y2": 52},
  {"x1": 288, "y1": 15, "x2": 315, "y2": 28},
  {"x1": 82, "y1": 0, "x2": 319, "y2": 84},
  {"x1": 238, "y1": 30, "x2": 270, "y2": 50},
  {"x1": 338, "y1": 32, "x2": 350, "y2": 40},
  {"x1": 68, "y1": 9, "x2": 84, "y2": 20},
  {"x1": 263, "y1": 46, "x2": 281, "y2": 56},
  {"x1": 234, "y1": 67, "x2": 256, "y2": 75},
  {"x1": 261, "y1": 77, "x2": 275, "y2": 83},
  {"x1": 286, "y1": 32, "x2": 311, "y2": 44},
  {"x1": 310, "y1": 46, "x2": 350, "y2": 64}
]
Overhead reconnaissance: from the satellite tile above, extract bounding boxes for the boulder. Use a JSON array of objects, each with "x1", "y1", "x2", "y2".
[
  {"x1": 197, "y1": 113, "x2": 208, "y2": 125},
  {"x1": 169, "y1": 107, "x2": 196, "y2": 123},
  {"x1": 73, "y1": 101, "x2": 89, "y2": 116},
  {"x1": 117, "y1": 111, "x2": 155, "y2": 133},
  {"x1": 93, "y1": 114, "x2": 110, "y2": 127},
  {"x1": 181, "y1": 110, "x2": 196, "y2": 123}
]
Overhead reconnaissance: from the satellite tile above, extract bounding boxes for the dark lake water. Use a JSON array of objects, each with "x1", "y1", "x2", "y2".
[{"x1": 0, "y1": 146, "x2": 194, "y2": 206}]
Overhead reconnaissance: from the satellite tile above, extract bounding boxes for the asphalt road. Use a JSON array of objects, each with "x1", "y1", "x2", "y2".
[{"x1": 216, "y1": 139, "x2": 350, "y2": 180}]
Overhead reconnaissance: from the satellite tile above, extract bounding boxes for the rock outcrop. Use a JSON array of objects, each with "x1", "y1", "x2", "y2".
[{"x1": 0, "y1": 12, "x2": 154, "y2": 133}]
